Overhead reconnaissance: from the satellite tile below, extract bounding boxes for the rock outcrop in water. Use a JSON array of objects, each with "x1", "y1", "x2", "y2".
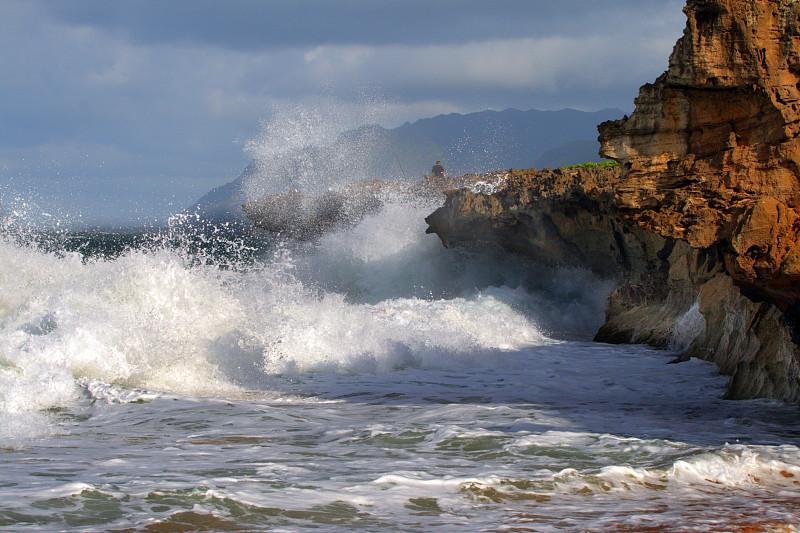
[
  {"x1": 242, "y1": 175, "x2": 485, "y2": 240},
  {"x1": 425, "y1": 166, "x2": 663, "y2": 278},
  {"x1": 242, "y1": 181, "x2": 385, "y2": 240},
  {"x1": 426, "y1": 0, "x2": 800, "y2": 404}
]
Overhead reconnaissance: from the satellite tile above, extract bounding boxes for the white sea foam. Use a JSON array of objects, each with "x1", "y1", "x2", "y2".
[
  {"x1": 3, "y1": 192, "x2": 602, "y2": 447},
  {"x1": 504, "y1": 445, "x2": 800, "y2": 496},
  {"x1": 373, "y1": 474, "x2": 505, "y2": 491},
  {"x1": 4, "y1": 105, "x2": 800, "y2": 533},
  {"x1": 78, "y1": 377, "x2": 163, "y2": 404},
  {"x1": 361, "y1": 445, "x2": 800, "y2": 504},
  {"x1": 467, "y1": 172, "x2": 510, "y2": 195}
]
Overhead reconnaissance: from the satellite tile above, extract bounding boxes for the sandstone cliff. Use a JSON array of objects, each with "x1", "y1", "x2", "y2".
[
  {"x1": 426, "y1": 0, "x2": 800, "y2": 404},
  {"x1": 599, "y1": 0, "x2": 800, "y2": 307},
  {"x1": 598, "y1": 0, "x2": 800, "y2": 403}
]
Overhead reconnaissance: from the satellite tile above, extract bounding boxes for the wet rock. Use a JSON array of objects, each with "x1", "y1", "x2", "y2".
[
  {"x1": 425, "y1": 167, "x2": 661, "y2": 278},
  {"x1": 597, "y1": 0, "x2": 800, "y2": 402},
  {"x1": 243, "y1": 175, "x2": 486, "y2": 240},
  {"x1": 426, "y1": 0, "x2": 800, "y2": 404}
]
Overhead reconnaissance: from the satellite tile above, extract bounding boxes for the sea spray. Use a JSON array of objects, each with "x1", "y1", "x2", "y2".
[
  {"x1": 3, "y1": 182, "x2": 799, "y2": 531},
  {"x1": 0, "y1": 182, "x2": 623, "y2": 452},
  {"x1": 1, "y1": 196, "x2": 599, "y2": 428},
  {"x1": 292, "y1": 192, "x2": 615, "y2": 336},
  {"x1": 670, "y1": 300, "x2": 706, "y2": 353},
  {"x1": 242, "y1": 98, "x2": 411, "y2": 201},
  {"x1": 2, "y1": 223, "x2": 800, "y2": 530}
]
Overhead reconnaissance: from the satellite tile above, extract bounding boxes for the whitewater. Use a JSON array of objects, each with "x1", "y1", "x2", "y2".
[{"x1": 2, "y1": 191, "x2": 800, "y2": 532}]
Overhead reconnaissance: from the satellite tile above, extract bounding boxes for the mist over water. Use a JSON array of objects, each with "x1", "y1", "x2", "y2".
[
  {"x1": 1, "y1": 106, "x2": 799, "y2": 532},
  {"x1": 1, "y1": 191, "x2": 608, "y2": 412},
  {"x1": 242, "y1": 99, "x2": 410, "y2": 200}
]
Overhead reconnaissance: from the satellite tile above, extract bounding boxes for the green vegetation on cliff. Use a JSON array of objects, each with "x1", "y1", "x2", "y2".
[{"x1": 562, "y1": 161, "x2": 620, "y2": 170}]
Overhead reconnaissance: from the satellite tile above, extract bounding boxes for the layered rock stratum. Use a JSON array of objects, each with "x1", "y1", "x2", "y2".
[
  {"x1": 425, "y1": 0, "x2": 800, "y2": 404},
  {"x1": 600, "y1": 0, "x2": 800, "y2": 307}
]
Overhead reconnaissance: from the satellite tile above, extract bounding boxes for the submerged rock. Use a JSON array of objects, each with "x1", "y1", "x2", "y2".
[{"x1": 426, "y1": 0, "x2": 800, "y2": 404}]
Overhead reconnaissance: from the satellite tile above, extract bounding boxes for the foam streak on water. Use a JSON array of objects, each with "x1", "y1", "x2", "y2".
[{"x1": 1, "y1": 196, "x2": 799, "y2": 532}]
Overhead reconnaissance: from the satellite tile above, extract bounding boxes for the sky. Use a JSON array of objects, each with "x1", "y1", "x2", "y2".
[{"x1": 0, "y1": 0, "x2": 686, "y2": 227}]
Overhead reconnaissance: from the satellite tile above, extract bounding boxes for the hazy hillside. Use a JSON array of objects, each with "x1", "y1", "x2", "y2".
[
  {"x1": 395, "y1": 107, "x2": 622, "y2": 175},
  {"x1": 190, "y1": 107, "x2": 622, "y2": 224}
]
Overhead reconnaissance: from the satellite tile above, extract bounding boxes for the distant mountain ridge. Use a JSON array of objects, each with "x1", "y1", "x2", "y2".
[
  {"x1": 394, "y1": 107, "x2": 623, "y2": 175},
  {"x1": 191, "y1": 107, "x2": 623, "y2": 224}
]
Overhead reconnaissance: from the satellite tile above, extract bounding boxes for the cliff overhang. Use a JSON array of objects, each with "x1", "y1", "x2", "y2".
[{"x1": 425, "y1": 0, "x2": 800, "y2": 404}]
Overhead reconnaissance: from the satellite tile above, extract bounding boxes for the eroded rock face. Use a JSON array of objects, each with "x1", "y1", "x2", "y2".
[
  {"x1": 594, "y1": 0, "x2": 800, "y2": 402},
  {"x1": 598, "y1": 0, "x2": 800, "y2": 306},
  {"x1": 425, "y1": 167, "x2": 664, "y2": 278},
  {"x1": 425, "y1": 165, "x2": 800, "y2": 403},
  {"x1": 426, "y1": 0, "x2": 800, "y2": 404},
  {"x1": 596, "y1": 239, "x2": 800, "y2": 403}
]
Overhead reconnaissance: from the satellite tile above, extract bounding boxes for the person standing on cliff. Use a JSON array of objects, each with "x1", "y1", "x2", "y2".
[{"x1": 431, "y1": 161, "x2": 445, "y2": 177}]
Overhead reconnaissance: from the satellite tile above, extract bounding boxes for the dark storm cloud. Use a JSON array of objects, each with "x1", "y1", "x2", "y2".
[
  {"x1": 44, "y1": 0, "x2": 679, "y2": 49},
  {"x1": 1, "y1": 0, "x2": 688, "y2": 225}
]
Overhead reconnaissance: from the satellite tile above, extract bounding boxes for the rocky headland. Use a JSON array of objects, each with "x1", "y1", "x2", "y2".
[
  {"x1": 242, "y1": 174, "x2": 490, "y2": 240},
  {"x1": 425, "y1": 0, "x2": 800, "y2": 404}
]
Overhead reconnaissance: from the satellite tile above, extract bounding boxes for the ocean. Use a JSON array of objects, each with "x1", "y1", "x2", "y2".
[{"x1": 1, "y1": 194, "x2": 799, "y2": 532}]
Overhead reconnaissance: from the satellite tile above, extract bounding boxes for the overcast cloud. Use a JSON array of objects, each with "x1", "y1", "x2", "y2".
[{"x1": 0, "y1": 0, "x2": 686, "y2": 226}]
